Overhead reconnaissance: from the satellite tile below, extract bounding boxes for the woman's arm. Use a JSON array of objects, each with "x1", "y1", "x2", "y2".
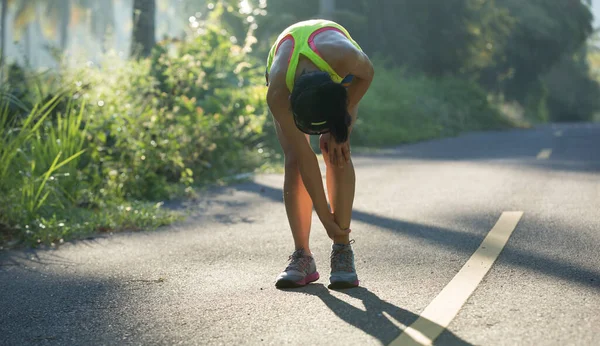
[
  {"x1": 347, "y1": 52, "x2": 374, "y2": 107},
  {"x1": 345, "y1": 50, "x2": 375, "y2": 133},
  {"x1": 324, "y1": 48, "x2": 375, "y2": 166},
  {"x1": 266, "y1": 86, "x2": 350, "y2": 236}
]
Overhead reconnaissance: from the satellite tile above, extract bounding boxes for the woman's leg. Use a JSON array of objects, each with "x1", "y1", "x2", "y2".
[
  {"x1": 320, "y1": 134, "x2": 359, "y2": 288},
  {"x1": 320, "y1": 135, "x2": 356, "y2": 245},
  {"x1": 274, "y1": 120, "x2": 314, "y2": 253}
]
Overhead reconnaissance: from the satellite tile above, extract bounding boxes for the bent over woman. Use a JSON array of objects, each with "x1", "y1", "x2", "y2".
[{"x1": 265, "y1": 19, "x2": 374, "y2": 289}]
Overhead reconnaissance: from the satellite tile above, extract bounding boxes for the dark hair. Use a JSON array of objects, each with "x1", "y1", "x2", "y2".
[{"x1": 289, "y1": 71, "x2": 352, "y2": 143}]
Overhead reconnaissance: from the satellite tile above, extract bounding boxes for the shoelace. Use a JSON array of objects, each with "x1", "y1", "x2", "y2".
[
  {"x1": 285, "y1": 249, "x2": 311, "y2": 273},
  {"x1": 331, "y1": 240, "x2": 355, "y2": 272}
]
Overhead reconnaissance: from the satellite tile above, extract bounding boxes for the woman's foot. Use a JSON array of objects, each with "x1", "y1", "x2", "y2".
[
  {"x1": 328, "y1": 240, "x2": 359, "y2": 289},
  {"x1": 275, "y1": 249, "x2": 320, "y2": 288}
]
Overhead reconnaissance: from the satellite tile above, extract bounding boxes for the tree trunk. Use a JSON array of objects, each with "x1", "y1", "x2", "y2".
[
  {"x1": 103, "y1": 0, "x2": 115, "y2": 51},
  {"x1": 130, "y1": 0, "x2": 155, "y2": 58},
  {"x1": 91, "y1": 0, "x2": 115, "y2": 52},
  {"x1": 0, "y1": 0, "x2": 7, "y2": 69},
  {"x1": 60, "y1": 0, "x2": 71, "y2": 51},
  {"x1": 319, "y1": 0, "x2": 335, "y2": 19},
  {"x1": 24, "y1": 23, "x2": 30, "y2": 66}
]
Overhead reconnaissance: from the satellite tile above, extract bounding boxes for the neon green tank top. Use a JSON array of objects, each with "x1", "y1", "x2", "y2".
[{"x1": 266, "y1": 19, "x2": 363, "y2": 92}]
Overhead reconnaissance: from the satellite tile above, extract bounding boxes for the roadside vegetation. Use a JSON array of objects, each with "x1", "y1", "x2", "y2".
[{"x1": 1, "y1": 0, "x2": 598, "y2": 247}]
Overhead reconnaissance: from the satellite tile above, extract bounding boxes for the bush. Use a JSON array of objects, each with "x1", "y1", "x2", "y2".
[
  {"x1": 0, "y1": 95, "x2": 180, "y2": 247},
  {"x1": 61, "y1": 16, "x2": 279, "y2": 202},
  {"x1": 352, "y1": 62, "x2": 514, "y2": 147},
  {"x1": 544, "y1": 54, "x2": 600, "y2": 122},
  {"x1": 1, "y1": 10, "x2": 522, "y2": 248},
  {"x1": 0, "y1": 8, "x2": 279, "y2": 247}
]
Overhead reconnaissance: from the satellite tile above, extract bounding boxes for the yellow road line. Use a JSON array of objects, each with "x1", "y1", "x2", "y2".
[
  {"x1": 536, "y1": 149, "x2": 552, "y2": 160},
  {"x1": 389, "y1": 211, "x2": 524, "y2": 346}
]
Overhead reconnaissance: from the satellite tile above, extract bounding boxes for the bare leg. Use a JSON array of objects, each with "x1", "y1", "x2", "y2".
[
  {"x1": 283, "y1": 158, "x2": 314, "y2": 252},
  {"x1": 275, "y1": 121, "x2": 314, "y2": 253},
  {"x1": 320, "y1": 136, "x2": 356, "y2": 245}
]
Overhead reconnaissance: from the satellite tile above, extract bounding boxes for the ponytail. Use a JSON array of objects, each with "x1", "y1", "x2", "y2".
[
  {"x1": 329, "y1": 111, "x2": 351, "y2": 143},
  {"x1": 322, "y1": 83, "x2": 351, "y2": 143}
]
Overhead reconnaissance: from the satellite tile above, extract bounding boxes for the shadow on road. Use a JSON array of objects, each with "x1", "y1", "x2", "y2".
[
  {"x1": 237, "y1": 182, "x2": 600, "y2": 291},
  {"x1": 0, "y1": 247, "x2": 82, "y2": 268},
  {"x1": 353, "y1": 125, "x2": 600, "y2": 174},
  {"x1": 356, "y1": 124, "x2": 600, "y2": 168},
  {"x1": 281, "y1": 284, "x2": 472, "y2": 345},
  {"x1": 0, "y1": 270, "x2": 126, "y2": 345}
]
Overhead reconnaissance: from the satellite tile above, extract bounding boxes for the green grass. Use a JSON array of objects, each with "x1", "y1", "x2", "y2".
[
  {"x1": 0, "y1": 54, "x2": 521, "y2": 250},
  {"x1": 351, "y1": 64, "x2": 516, "y2": 148},
  {"x1": 0, "y1": 94, "x2": 183, "y2": 249},
  {"x1": 0, "y1": 18, "x2": 280, "y2": 248}
]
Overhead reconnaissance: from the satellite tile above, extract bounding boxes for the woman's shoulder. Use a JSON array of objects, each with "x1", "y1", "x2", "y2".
[
  {"x1": 266, "y1": 39, "x2": 293, "y2": 86},
  {"x1": 317, "y1": 38, "x2": 363, "y2": 76},
  {"x1": 266, "y1": 63, "x2": 291, "y2": 110}
]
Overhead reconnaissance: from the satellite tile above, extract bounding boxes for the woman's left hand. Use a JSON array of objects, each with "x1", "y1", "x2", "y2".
[{"x1": 321, "y1": 133, "x2": 351, "y2": 168}]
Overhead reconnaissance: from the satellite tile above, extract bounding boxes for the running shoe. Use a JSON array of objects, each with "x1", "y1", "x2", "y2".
[{"x1": 275, "y1": 249, "x2": 320, "y2": 288}]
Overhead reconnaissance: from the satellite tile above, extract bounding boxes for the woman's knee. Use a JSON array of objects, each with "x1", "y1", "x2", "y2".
[{"x1": 319, "y1": 136, "x2": 332, "y2": 166}]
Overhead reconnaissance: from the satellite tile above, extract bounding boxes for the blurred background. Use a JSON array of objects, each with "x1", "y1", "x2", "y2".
[
  {"x1": 2, "y1": 0, "x2": 600, "y2": 123},
  {"x1": 1, "y1": 0, "x2": 599, "y2": 247}
]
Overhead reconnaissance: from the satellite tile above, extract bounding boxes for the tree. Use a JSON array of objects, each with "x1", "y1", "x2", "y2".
[
  {"x1": 131, "y1": 0, "x2": 156, "y2": 58},
  {"x1": 257, "y1": 0, "x2": 512, "y2": 78},
  {"x1": 58, "y1": 0, "x2": 70, "y2": 51},
  {"x1": 544, "y1": 52, "x2": 600, "y2": 122},
  {"x1": 11, "y1": 0, "x2": 36, "y2": 65},
  {"x1": 69, "y1": 0, "x2": 116, "y2": 51},
  {"x1": 0, "y1": 0, "x2": 7, "y2": 69},
  {"x1": 11, "y1": 0, "x2": 72, "y2": 54},
  {"x1": 479, "y1": 0, "x2": 594, "y2": 120},
  {"x1": 90, "y1": 0, "x2": 115, "y2": 51}
]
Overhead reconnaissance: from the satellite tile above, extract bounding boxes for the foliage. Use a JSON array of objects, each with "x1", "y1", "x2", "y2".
[
  {"x1": 66, "y1": 3, "x2": 278, "y2": 201},
  {"x1": 480, "y1": 0, "x2": 595, "y2": 120},
  {"x1": 131, "y1": 0, "x2": 156, "y2": 58},
  {"x1": 256, "y1": 0, "x2": 598, "y2": 123},
  {"x1": 0, "y1": 92, "x2": 180, "y2": 247},
  {"x1": 257, "y1": 0, "x2": 514, "y2": 78},
  {"x1": 2, "y1": 0, "x2": 600, "y2": 248},
  {"x1": 254, "y1": 0, "x2": 316, "y2": 56},
  {"x1": 544, "y1": 52, "x2": 600, "y2": 122},
  {"x1": 351, "y1": 61, "x2": 514, "y2": 147},
  {"x1": 1, "y1": 3, "x2": 279, "y2": 247}
]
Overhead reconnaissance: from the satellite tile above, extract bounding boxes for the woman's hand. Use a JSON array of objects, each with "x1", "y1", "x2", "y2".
[
  {"x1": 321, "y1": 133, "x2": 351, "y2": 168},
  {"x1": 322, "y1": 213, "x2": 351, "y2": 240}
]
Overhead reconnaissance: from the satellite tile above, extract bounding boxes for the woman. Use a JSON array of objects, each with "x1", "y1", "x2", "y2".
[{"x1": 265, "y1": 19, "x2": 374, "y2": 289}]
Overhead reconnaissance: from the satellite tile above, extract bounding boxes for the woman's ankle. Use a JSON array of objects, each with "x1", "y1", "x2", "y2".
[
  {"x1": 332, "y1": 235, "x2": 350, "y2": 245},
  {"x1": 295, "y1": 245, "x2": 312, "y2": 255}
]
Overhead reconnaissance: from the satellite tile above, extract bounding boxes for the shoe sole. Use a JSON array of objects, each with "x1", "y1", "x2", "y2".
[
  {"x1": 328, "y1": 280, "x2": 359, "y2": 290},
  {"x1": 275, "y1": 272, "x2": 320, "y2": 289}
]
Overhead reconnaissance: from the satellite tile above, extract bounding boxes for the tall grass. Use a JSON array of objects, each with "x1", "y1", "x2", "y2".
[
  {"x1": 27, "y1": 98, "x2": 88, "y2": 205},
  {"x1": 0, "y1": 93, "x2": 179, "y2": 247},
  {"x1": 0, "y1": 94, "x2": 61, "y2": 185},
  {"x1": 0, "y1": 94, "x2": 84, "y2": 241}
]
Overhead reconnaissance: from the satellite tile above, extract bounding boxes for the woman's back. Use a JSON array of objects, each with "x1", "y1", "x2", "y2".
[{"x1": 266, "y1": 19, "x2": 363, "y2": 93}]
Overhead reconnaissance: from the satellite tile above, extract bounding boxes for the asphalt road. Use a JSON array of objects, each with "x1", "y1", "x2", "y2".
[{"x1": 1, "y1": 123, "x2": 599, "y2": 346}]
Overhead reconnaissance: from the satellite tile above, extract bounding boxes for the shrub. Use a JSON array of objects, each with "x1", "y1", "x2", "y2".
[
  {"x1": 0, "y1": 95, "x2": 180, "y2": 247},
  {"x1": 61, "y1": 11, "x2": 277, "y2": 202},
  {"x1": 352, "y1": 62, "x2": 514, "y2": 147},
  {"x1": 1, "y1": 8, "x2": 277, "y2": 247}
]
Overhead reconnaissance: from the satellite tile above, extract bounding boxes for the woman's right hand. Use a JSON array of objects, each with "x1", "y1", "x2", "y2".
[
  {"x1": 322, "y1": 214, "x2": 351, "y2": 240},
  {"x1": 321, "y1": 133, "x2": 351, "y2": 168}
]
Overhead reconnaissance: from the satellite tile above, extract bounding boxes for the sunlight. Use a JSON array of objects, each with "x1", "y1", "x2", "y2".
[{"x1": 239, "y1": 0, "x2": 253, "y2": 15}]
